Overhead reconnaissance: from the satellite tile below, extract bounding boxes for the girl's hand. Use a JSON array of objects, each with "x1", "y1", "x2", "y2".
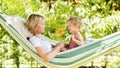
[
  {"x1": 71, "y1": 34, "x2": 84, "y2": 46},
  {"x1": 71, "y1": 35, "x2": 76, "y2": 42}
]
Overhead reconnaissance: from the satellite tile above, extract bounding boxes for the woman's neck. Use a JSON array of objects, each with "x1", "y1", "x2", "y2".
[{"x1": 35, "y1": 34, "x2": 41, "y2": 37}]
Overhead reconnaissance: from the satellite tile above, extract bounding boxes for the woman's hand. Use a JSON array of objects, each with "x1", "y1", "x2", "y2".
[
  {"x1": 56, "y1": 41, "x2": 65, "y2": 48},
  {"x1": 60, "y1": 47, "x2": 67, "y2": 52}
]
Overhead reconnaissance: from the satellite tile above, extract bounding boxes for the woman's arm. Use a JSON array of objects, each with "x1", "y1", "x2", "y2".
[{"x1": 35, "y1": 42, "x2": 64, "y2": 62}]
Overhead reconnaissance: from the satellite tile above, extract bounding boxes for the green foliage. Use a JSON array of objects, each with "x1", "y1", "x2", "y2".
[
  {"x1": 0, "y1": 0, "x2": 120, "y2": 67},
  {"x1": 1, "y1": 0, "x2": 120, "y2": 40},
  {"x1": 84, "y1": 16, "x2": 120, "y2": 38}
]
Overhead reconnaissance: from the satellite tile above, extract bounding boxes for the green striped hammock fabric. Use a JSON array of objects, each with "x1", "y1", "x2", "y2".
[{"x1": 0, "y1": 14, "x2": 120, "y2": 68}]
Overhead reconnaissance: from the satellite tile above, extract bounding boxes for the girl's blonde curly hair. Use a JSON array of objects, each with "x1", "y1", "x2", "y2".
[{"x1": 67, "y1": 16, "x2": 84, "y2": 30}]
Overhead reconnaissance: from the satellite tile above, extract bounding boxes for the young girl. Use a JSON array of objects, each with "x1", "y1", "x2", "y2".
[
  {"x1": 25, "y1": 14, "x2": 64, "y2": 62},
  {"x1": 61, "y1": 17, "x2": 84, "y2": 51}
]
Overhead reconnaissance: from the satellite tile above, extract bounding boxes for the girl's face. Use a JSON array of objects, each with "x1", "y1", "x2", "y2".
[
  {"x1": 67, "y1": 22, "x2": 80, "y2": 33},
  {"x1": 35, "y1": 22, "x2": 46, "y2": 34}
]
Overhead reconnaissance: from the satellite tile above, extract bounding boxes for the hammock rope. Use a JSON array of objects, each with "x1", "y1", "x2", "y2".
[{"x1": 0, "y1": 14, "x2": 120, "y2": 68}]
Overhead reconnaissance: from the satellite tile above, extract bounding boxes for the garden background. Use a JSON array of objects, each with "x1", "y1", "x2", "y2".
[{"x1": 0, "y1": 0, "x2": 120, "y2": 68}]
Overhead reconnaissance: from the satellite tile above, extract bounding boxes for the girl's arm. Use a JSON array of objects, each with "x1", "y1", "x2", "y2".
[{"x1": 72, "y1": 32, "x2": 84, "y2": 46}]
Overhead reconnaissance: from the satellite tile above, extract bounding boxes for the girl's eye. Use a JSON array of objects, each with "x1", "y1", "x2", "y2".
[
  {"x1": 42, "y1": 23, "x2": 45, "y2": 25},
  {"x1": 69, "y1": 25, "x2": 71, "y2": 27}
]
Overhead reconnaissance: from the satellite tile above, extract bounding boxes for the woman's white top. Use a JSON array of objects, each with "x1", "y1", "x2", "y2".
[{"x1": 29, "y1": 35, "x2": 52, "y2": 53}]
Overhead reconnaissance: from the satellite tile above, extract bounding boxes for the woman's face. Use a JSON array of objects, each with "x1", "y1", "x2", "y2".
[{"x1": 35, "y1": 22, "x2": 46, "y2": 34}]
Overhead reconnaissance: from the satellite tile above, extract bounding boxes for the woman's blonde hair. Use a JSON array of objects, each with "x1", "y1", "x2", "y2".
[{"x1": 25, "y1": 14, "x2": 44, "y2": 34}]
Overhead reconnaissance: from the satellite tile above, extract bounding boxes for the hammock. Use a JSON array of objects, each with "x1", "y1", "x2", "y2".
[{"x1": 0, "y1": 14, "x2": 120, "y2": 68}]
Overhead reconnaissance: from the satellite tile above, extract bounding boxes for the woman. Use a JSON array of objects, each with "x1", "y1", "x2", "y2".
[{"x1": 25, "y1": 14, "x2": 64, "y2": 62}]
